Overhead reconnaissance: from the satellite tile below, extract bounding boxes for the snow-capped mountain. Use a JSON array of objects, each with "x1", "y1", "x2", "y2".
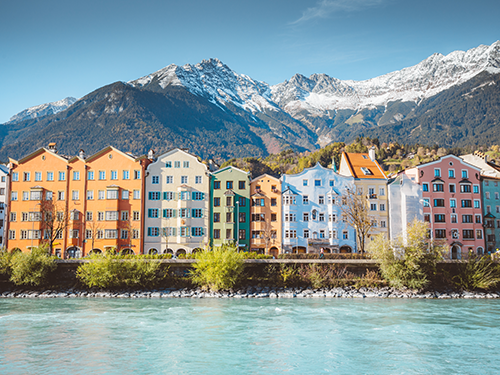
[{"x1": 6, "y1": 97, "x2": 77, "y2": 124}]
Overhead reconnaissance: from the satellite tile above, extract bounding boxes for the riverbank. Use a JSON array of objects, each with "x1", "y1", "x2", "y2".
[{"x1": 2, "y1": 286, "x2": 500, "y2": 299}]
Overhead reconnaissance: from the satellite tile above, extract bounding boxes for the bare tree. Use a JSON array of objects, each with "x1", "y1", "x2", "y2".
[
  {"x1": 260, "y1": 220, "x2": 277, "y2": 255},
  {"x1": 39, "y1": 200, "x2": 70, "y2": 255},
  {"x1": 85, "y1": 219, "x2": 103, "y2": 253},
  {"x1": 337, "y1": 187, "x2": 374, "y2": 254}
]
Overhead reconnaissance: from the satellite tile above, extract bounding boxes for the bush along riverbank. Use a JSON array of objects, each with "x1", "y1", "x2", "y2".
[{"x1": 1, "y1": 243, "x2": 500, "y2": 298}]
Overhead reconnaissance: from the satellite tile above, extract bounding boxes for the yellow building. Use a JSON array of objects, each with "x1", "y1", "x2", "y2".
[
  {"x1": 339, "y1": 147, "x2": 389, "y2": 240},
  {"x1": 250, "y1": 174, "x2": 281, "y2": 256}
]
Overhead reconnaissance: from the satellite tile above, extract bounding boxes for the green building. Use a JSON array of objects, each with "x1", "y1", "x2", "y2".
[{"x1": 210, "y1": 166, "x2": 251, "y2": 250}]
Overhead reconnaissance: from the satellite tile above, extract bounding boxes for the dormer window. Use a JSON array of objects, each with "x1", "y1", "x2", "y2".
[{"x1": 361, "y1": 167, "x2": 373, "y2": 175}]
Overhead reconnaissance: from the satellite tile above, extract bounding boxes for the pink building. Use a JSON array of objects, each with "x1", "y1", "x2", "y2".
[{"x1": 404, "y1": 155, "x2": 484, "y2": 259}]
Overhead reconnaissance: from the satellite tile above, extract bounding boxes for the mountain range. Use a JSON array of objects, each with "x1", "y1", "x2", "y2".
[{"x1": 2, "y1": 41, "x2": 500, "y2": 161}]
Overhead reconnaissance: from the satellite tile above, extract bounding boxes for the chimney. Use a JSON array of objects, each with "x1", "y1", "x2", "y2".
[
  {"x1": 47, "y1": 143, "x2": 57, "y2": 153},
  {"x1": 148, "y1": 149, "x2": 155, "y2": 160},
  {"x1": 368, "y1": 146, "x2": 376, "y2": 162},
  {"x1": 79, "y1": 149, "x2": 86, "y2": 159}
]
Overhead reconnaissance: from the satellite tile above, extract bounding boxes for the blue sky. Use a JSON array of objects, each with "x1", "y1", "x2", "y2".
[{"x1": 1, "y1": 0, "x2": 499, "y2": 123}]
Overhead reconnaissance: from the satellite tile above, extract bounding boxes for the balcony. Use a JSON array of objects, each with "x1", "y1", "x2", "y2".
[{"x1": 367, "y1": 194, "x2": 377, "y2": 199}]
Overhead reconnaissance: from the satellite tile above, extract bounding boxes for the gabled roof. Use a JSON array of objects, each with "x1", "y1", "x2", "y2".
[
  {"x1": 341, "y1": 152, "x2": 387, "y2": 180},
  {"x1": 282, "y1": 187, "x2": 297, "y2": 195},
  {"x1": 85, "y1": 146, "x2": 143, "y2": 163},
  {"x1": 251, "y1": 173, "x2": 280, "y2": 183},
  {"x1": 413, "y1": 154, "x2": 482, "y2": 172},
  {"x1": 212, "y1": 165, "x2": 250, "y2": 176},
  {"x1": 10, "y1": 147, "x2": 69, "y2": 166}
]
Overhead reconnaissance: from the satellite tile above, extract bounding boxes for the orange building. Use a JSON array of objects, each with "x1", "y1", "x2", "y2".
[
  {"x1": 250, "y1": 174, "x2": 282, "y2": 256},
  {"x1": 6, "y1": 144, "x2": 152, "y2": 257}
]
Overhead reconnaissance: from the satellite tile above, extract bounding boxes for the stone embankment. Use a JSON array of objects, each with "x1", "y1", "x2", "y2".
[{"x1": 2, "y1": 286, "x2": 500, "y2": 299}]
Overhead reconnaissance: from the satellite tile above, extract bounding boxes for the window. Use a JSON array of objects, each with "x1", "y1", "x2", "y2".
[
  {"x1": 238, "y1": 197, "x2": 246, "y2": 207},
  {"x1": 474, "y1": 200, "x2": 480, "y2": 209},
  {"x1": 433, "y1": 183, "x2": 444, "y2": 192},
  {"x1": 148, "y1": 209, "x2": 159, "y2": 218},
  {"x1": 133, "y1": 190, "x2": 140, "y2": 199},
  {"x1": 449, "y1": 184, "x2": 455, "y2": 193},
  {"x1": 58, "y1": 171, "x2": 66, "y2": 181},
  {"x1": 213, "y1": 213, "x2": 220, "y2": 222},
  {"x1": 213, "y1": 229, "x2": 221, "y2": 239},
  {"x1": 462, "y1": 215, "x2": 473, "y2": 223},
  {"x1": 73, "y1": 171, "x2": 80, "y2": 181},
  {"x1": 319, "y1": 230, "x2": 325, "y2": 239},
  {"x1": 179, "y1": 208, "x2": 190, "y2": 218},
  {"x1": 45, "y1": 191, "x2": 53, "y2": 200},
  {"x1": 463, "y1": 230, "x2": 474, "y2": 239},
  {"x1": 121, "y1": 230, "x2": 128, "y2": 240},
  {"x1": 475, "y1": 215, "x2": 481, "y2": 224},
  {"x1": 435, "y1": 229, "x2": 447, "y2": 239},
  {"x1": 87, "y1": 171, "x2": 94, "y2": 180},
  {"x1": 110, "y1": 171, "x2": 117, "y2": 180},
  {"x1": 86, "y1": 211, "x2": 93, "y2": 221},
  {"x1": 226, "y1": 229, "x2": 232, "y2": 239},
  {"x1": 462, "y1": 170, "x2": 468, "y2": 179},
  {"x1": 319, "y1": 195, "x2": 324, "y2": 204},
  {"x1": 314, "y1": 179, "x2": 321, "y2": 187},
  {"x1": 239, "y1": 229, "x2": 246, "y2": 240},
  {"x1": 329, "y1": 180, "x2": 335, "y2": 187},
  {"x1": 461, "y1": 200, "x2": 472, "y2": 208},
  {"x1": 34, "y1": 172, "x2": 42, "y2": 181},
  {"x1": 69, "y1": 230, "x2": 79, "y2": 239},
  {"x1": 191, "y1": 192, "x2": 204, "y2": 201},
  {"x1": 12, "y1": 172, "x2": 18, "y2": 182},
  {"x1": 22, "y1": 191, "x2": 29, "y2": 201},
  {"x1": 72, "y1": 190, "x2": 79, "y2": 200},
  {"x1": 380, "y1": 220, "x2": 386, "y2": 228},
  {"x1": 121, "y1": 190, "x2": 129, "y2": 200},
  {"x1": 379, "y1": 203, "x2": 386, "y2": 211},
  {"x1": 283, "y1": 195, "x2": 296, "y2": 205},
  {"x1": 163, "y1": 209, "x2": 176, "y2": 218},
  {"x1": 271, "y1": 198, "x2": 277, "y2": 206},
  {"x1": 370, "y1": 203, "x2": 377, "y2": 211},
  {"x1": 192, "y1": 208, "x2": 203, "y2": 218},
  {"x1": 434, "y1": 214, "x2": 446, "y2": 223},
  {"x1": 379, "y1": 187, "x2": 385, "y2": 196},
  {"x1": 10, "y1": 212, "x2": 16, "y2": 222},
  {"x1": 330, "y1": 230, "x2": 337, "y2": 239},
  {"x1": 106, "y1": 211, "x2": 119, "y2": 221},
  {"x1": 476, "y1": 230, "x2": 483, "y2": 240},
  {"x1": 486, "y1": 192, "x2": 491, "y2": 199},
  {"x1": 165, "y1": 161, "x2": 172, "y2": 168},
  {"x1": 46, "y1": 172, "x2": 54, "y2": 181},
  {"x1": 107, "y1": 190, "x2": 118, "y2": 199},
  {"x1": 148, "y1": 227, "x2": 159, "y2": 237},
  {"x1": 450, "y1": 199, "x2": 456, "y2": 208},
  {"x1": 149, "y1": 192, "x2": 160, "y2": 200},
  {"x1": 473, "y1": 185, "x2": 479, "y2": 194},
  {"x1": 460, "y1": 184, "x2": 471, "y2": 193},
  {"x1": 214, "y1": 197, "x2": 221, "y2": 207},
  {"x1": 99, "y1": 171, "x2": 105, "y2": 180},
  {"x1": 285, "y1": 230, "x2": 297, "y2": 239},
  {"x1": 134, "y1": 170, "x2": 141, "y2": 179},
  {"x1": 239, "y1": 181, "x2": 245, "y2": 189},
  {"x1": 448, "y1": 169, "x2": 455, "y2": 178},
  {"x1": 343, "y1": 231, "x2": 348, "y2": 240},
  {"x1": 303, "y1": 195, "x2": 309, "y2": 205},
  {"x1": 192, "y1": 227, "x2": 204, "y2": 237},
  {"x1": 152, "y1": 176, "x2": 159, "y2": 184},
  {"x1": 434, "y1": 168, "x2": 440, "y2": 177},
  {"x1": 284, "y1": 213, "x2": 296, "y2": 222},
  {"x1": 319, "y1": 213, "x2": 325, "y2": 222},
  {"x1": 226, "y1": 181, "x2": 233, "y2": 189},
  {"x1": 97, "y1": 211, "x2": 105, "y2": 221},
  {"x1": 11, "y1": 191, "x2": 18, "y2": 201},
  {"x1": 58, "y1": 191, "x2": 65, "y2": 201},
  {"x1": 181, "y1": 176, "x2": 188, "y2": 184},
  {"x1": 226, "y1": 196, "x2": 232, "y2": 206},
  {"x1": 239, "y1": 212, "x2": 246, "y2": 223},
  {"x1": 214, "y1": 181, "x2": 221, "y2": 190},
  {"x1": 303, "y1": 179, "x2": 308, "y2": 186},
  {"x1": 123, "y1": 170, "x2": 130, "y2": 180},
  {"x1": 330, "y1": 214, "x2": 336, "y2": 222},
  {"x1": 23, "y1": 172, "x2": 30, "y2": 181},
  {"x1": 271, "y1": 213, "x2": 277, "y2": 221},
  {"x1": 303, "y1": 212, "x2": 309, "y2": 221},
  {"x1": 434, "y1": 199, "x2": 445, "y2": 207},
  {"x1": 195, "y1": 176, "x2": 202, "y2": 184}
]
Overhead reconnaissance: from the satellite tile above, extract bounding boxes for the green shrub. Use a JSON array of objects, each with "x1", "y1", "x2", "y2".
[
  {"x1": 77, "y1": 254, "x2": 165, "y2": 289},
  {"x1": 189, "y1": 244, "x2": 245, "y2": 291},
  {"x1": 0, "y1": 248, "x2": 12, "y2": 277},
  {"x1": 279, "y1": 264, "x2": 299, "y2": 287},
  {"x1": 452, "y1": 256, "x2": 500, "y2": 291},
  {"x1": 9, "y1": 246, "x2": 57, "y2": 286},
  {"x1": 369, "y1": 220, "x2": 446, "y2": 290}
]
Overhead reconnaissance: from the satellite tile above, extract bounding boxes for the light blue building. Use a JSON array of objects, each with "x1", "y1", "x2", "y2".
[{"x1": 281, "y1": 163, "x2": 357, "y2": 253}]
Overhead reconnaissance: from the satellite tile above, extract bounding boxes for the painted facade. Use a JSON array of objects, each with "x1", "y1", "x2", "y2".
[
  {"x1": 0, "y1": 165, "x2": 9, "y2": 247},
  {"x1": 210, "y1": 166, "x2": 251, "y2": 250},
  {"x1": 250, "y1": 174, "x2": 281, "y2": 256},
  {"x1": 6, "y1": 144, "x2": 151, "y2": 257},
  {"x1": 460, "y1": 152, "x2": 500, "y2": 253},
  {"x1": 339, "y1": 148, "x2": 389, "y2": 241},
  {"x1": 388, "y1": 174, "x2": 423, "y2": 241},
  {"x1": 404, "y1": 155, "x2": 484, "y2": 258},
  {"x1": 281, "y1": 164, "x2": 356, "y2": 253},
  {"x1": 144, "y1": 149, "x2": 210, "y2": 255}
]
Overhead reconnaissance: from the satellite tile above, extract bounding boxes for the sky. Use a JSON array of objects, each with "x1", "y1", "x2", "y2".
[{"x1": 1, "y1": 0, "x2": 499, "y2": 123}]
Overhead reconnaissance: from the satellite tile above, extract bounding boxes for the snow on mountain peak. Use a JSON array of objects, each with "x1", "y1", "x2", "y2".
[{"x1": 6, "y1": 97, "x2": 77, "y2": 124}]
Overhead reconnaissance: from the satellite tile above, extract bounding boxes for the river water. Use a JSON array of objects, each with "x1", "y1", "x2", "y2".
[{"x1": 0, "y1": 298, "x2": 499, "y2": 374}]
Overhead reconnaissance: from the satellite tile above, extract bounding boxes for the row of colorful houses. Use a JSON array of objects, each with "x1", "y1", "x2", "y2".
[{"x1": 1, "y1": 143, "x2": 499, "y2": 259}]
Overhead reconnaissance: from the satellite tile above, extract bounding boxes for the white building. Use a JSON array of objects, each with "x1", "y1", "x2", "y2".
[
  {"x1": 388, "y1": 173, "x2": 423, "y2": 242},
  {"x1": 144, "y1": 149, "x2": 210, "y2": 255},
  {"x1": 0, "y1": 165, "x2": 8, "y2": 247},
  {"x1": 281, "y1": 163, "x2": 357, "y2": 253}
]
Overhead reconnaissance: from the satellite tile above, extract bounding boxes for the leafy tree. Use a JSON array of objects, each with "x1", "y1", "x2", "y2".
[{"x1": 9, "y1": 245, "x2": 57, "y2": 286}]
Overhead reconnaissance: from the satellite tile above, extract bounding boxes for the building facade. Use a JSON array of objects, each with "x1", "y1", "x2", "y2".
[
  {"x1": 144, "y1": 149, "x2": 210, "y2": 255},
  {"x1": 210, "y1": 166, "x2": 251, "y2": 250},
  {"x1": 388, "y1": 174, "x2": 423, "y2": 241},
  {"x1": 6, "y1": 144, "x2": 151, "y2": 257},
  {"x1": 281, "y1": 163, "x2": 357, "y2": 253},
  {"x1": 404, "y1": 154, "x2": 484, "y2": 258},
  {"x1": 250, "y1": 174, "x2": 281, "y2": 256},
  {"x1": 339, "y1": 148, "x2": 389, "y2": 241},
  {"x1": 0, "y1": 165, "x2": 9, "y2": 247}
]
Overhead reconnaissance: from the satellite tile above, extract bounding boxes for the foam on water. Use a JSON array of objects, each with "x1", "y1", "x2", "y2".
[{"x1": 0, "y1": 298, "x2": 499, "y2": 374}]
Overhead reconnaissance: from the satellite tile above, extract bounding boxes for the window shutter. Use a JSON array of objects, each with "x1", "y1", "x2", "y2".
[
  {"x1": 173, "y1": 209, "x2": 177, "y2": 218},
  {"x1": 147, "y1": 227, "x2": 152, "y2": 236},
  {"x1": 191, "y1": 227, "x2": 195, "y2": 236},
  {"x1": 192, "y1": 192, "x2": 196, "y2": 200},
  {"x1": 201, "y1": 193, "x2": 205, "y2": 200},
  {"x1": 163, "y1": 209, "x2": 167, "y2": 218},
  {"x1": 191, "y1": 209, "x2": 196, "y2": 218},
  {"x1": 172, "y1": 228, "x2": 177, "y2": 236}
]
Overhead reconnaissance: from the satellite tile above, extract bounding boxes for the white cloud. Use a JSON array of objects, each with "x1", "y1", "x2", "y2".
[{"x1": 291, "y1": 0, "x2": 387, "y2": 24}]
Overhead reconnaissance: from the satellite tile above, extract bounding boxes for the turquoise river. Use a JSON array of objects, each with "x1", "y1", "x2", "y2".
[{"x1": 0, "y1": 298, "x2": 499, "y2": 374}]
